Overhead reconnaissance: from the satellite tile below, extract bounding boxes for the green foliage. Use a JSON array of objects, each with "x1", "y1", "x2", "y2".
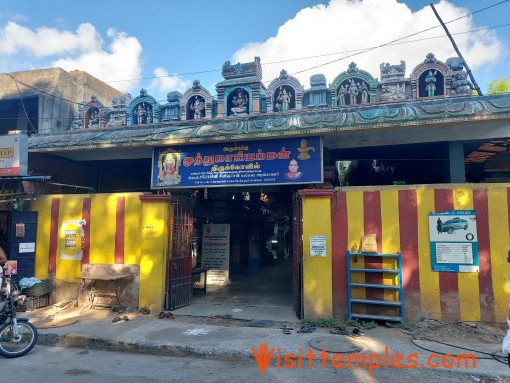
[
  {"x1": 360, "y1": 320, "x2": 377, "y2": 329},
  {"x1": 346, "y1": 318, "x2": 377, "y2": 329},
  {"x1": 487, "y1": 78, "x2": 509, "y2": 94},
  {"x1": 301, "y1": 317, "x2": 343, "y2": 328},
  {"x1": 385, "y1": 321, "x2": 413, "y2": 331}
]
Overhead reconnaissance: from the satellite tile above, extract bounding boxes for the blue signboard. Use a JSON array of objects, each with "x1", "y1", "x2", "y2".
[
  {"x1": 151, "y1": 136, "x2": 322, "y2": 189},
  {"x1": 428, "y1": 210, "x2": 479, "y2": 272}
]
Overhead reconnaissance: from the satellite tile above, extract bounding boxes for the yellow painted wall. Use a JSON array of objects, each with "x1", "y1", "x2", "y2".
[
  {"x1": 307, "y1": 184, "x2": 510, "y2": 322},
  {"x1": 30, "y1": 193, "x2": 169, "y2": 312}
]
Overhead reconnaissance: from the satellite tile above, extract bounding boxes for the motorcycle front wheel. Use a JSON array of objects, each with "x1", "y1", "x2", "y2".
[{"x1": 0, "y1": 321, "x2": 38, "y2": 358}]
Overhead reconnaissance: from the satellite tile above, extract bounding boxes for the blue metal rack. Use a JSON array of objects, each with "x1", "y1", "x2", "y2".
[{"x1": 347, "y1": 251, "x2": 404, "y2": 323}]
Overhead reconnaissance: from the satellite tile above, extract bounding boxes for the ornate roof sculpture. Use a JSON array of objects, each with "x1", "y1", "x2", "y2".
[
  {"x1": 62, "y1": 52, "x2": 486, "y2": 136},
  {"x1": 127, "y1": 89, "x2": 161, "y2": 125},
  {"x1": 446, "y1": 57, "x2": 475, "y2": 96},
  {"x1": 266, "y1": 69, "x2": 305, "y2": 113},
  {"x1": 29, "y1": 94, "x2": 510, "y2": 152},
  {"x1": 161, "y1": 91, "x2": 182, "y2": 122},
  {"x1": 330, "y1": 62, "x2": 378, "y2": 106},
  {"x1": 221, "y1": 57, "x2": 262, "y2": 80},
  {"x1": 410, "y1": 53, "x2": 452, "y2": 99},
  {"x1": 303, "y1": 74, "x2": 330, "y2": 108},
  {"x1": 379, "y1": 60, "x2": 411, "y2": 102},
  {"x1": 107, "y1": 93, "x2": 131, "y2": 128},
  {"x1": 181, "y1": 80, "x2": 215, "y2": 120},
  {"x1": 216, "y1": 57, "x2": 266, "y2": 117}
]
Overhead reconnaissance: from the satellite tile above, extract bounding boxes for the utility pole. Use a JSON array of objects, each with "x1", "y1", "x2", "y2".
[{"x1": 430, "y1": 3, "x2": 483, "y2": 96}]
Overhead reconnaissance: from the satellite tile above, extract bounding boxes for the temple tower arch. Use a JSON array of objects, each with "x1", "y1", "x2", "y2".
[
  {"x1": 127, "y1": 89, "x2": 161, "y2": 125},
  {"x1": 330, "y1": 62, "x2": 378, "y2": 106},
  {"x1": 266, "y1": 69, "x2": 304, "y2": 113}
]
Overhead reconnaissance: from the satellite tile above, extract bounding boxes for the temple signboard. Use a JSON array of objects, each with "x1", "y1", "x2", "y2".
[{"x1": 151, "y1": 136, "x2": 323, "y2": 189}]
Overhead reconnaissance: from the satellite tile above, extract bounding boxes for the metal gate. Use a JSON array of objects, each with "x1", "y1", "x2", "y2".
[
  {"x1": 165, "y1": 196, "x2": 194, "y2": 310},
  {"x1": 292, "y1": 193, "x2": 303, "y2": 318},
  {"x1": 7, "y1": 211, "x2": 38, "y2": 282}
]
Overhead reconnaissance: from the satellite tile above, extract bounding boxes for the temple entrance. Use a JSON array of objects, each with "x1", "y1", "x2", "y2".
[{"x1": 172, "y1": 186, "x2": 299, "y2": 321}]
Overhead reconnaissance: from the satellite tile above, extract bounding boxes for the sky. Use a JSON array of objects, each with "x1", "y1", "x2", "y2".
[{"x1": 0, "y1": 0, "x2": 508, "y2": 103}]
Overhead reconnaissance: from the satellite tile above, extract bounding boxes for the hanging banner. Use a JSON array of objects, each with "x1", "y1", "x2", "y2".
[
  {"x1": 428, "y1": 211, "x2": 479, "y2": 272},
  {"x1": 202, "y1": 224, "x2": 230, "y2": 285},
  {"x1": 151, "y1": 136, "x2": 322, "y2": 189}
]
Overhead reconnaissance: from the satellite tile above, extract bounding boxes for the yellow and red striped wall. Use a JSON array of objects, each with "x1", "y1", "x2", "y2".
[
  {"x1": 302, "y1": 184, "x2": 510, "y2": 322},
  {"x1": 30, "y1": 193, "x2": 172, "y2": 312}
]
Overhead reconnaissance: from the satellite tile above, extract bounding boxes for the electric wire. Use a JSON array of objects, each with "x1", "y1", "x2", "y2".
[
  {"x1": 408, "y1": 320, "x2": 508, "y2": 364},
  {"x1": 6, "y1": 73, "x2": 38, "y2": 134},
  {"x1": 290, "y1": 0, "x2": 510, "y2": 76},
  {"x1": 0, "y1": 0, "x2": 508, "y2": 96},
  {"x1": 0, "y1": 1, "x2": 507, "y2": 120}
]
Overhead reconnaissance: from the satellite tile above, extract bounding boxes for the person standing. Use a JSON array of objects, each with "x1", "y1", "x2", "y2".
[{"x1": 436, "y1": 217, "x2": 443, "y2": 234}]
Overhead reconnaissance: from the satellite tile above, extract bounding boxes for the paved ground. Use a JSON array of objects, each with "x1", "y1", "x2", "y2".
[{"x1": 16, "y1": 302, "x2": 510, "y2": 381}]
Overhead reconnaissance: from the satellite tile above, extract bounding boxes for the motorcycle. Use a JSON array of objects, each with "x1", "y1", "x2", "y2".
[{"x1": 0, "y1": 267, "x2": 38, "y2": 358}]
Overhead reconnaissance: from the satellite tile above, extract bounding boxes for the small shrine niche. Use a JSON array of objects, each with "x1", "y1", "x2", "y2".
[
  {"x1": 82, "y1": 95, "x2": 106, "y2": 129},
  {"x1": 227, "y1": 88, "x2": 250, "y2": 116},
  {"x1": 216, "y1": 57, "x2": 266, "y2": 117},
  {"x1": 180, "y1": 80, "x2": 214, "y2": 120},
  {"x1": 410, "y1": 53, "x2": 451, "y2": 99},
  {"x1": 126, "y1": 89, "x2": 161, "y2": 125},
  {"x1": 187, "y1": 95, "x2": 206, "y2": 119},
  {"x1": 266, "y1": 69, "x2": 304, "y2": 113},
  {"x1": 87, "y1": 107, "x2": 100, "y2": 128},
  {"x1": 418, "y1": 70, "x2": 445, "y2": 97},
  {"x1": 273, "y1": 85, "x2": 295, "y2": 112},
  {"x1": 134, "y1": 102, "x2": 153, "y2": 124},
  {"x1": 330, "y1": 62, "x2": 377, "y2": 106}
]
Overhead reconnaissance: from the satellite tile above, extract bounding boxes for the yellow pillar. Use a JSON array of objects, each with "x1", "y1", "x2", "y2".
[
  {"x1": 301, "y1": 190, "x2": 333, "y2": 318},
  {"x1": 138, "y1": 195, "x2": 171, "y2": 313}
]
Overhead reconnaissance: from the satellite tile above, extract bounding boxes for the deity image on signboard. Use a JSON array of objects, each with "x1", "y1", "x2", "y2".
[
  {"x1": 284, "y1": 158, "x2": 303, "y2": 180},
  {"x1": 157, "y1": 150, "x2": 182, "y2": 186}
]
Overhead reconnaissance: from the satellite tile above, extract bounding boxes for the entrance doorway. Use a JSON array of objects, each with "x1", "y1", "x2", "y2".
[{"x1": 174, "y1": 186, "x2": 300, "y2": 321}]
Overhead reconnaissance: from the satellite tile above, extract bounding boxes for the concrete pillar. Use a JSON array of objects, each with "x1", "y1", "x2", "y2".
[{"x1": 448, "y1": 142, "x2": 466, "y2": 183}]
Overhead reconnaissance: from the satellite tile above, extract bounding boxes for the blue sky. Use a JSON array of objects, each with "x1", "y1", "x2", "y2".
[{"x1": 0, "y1": 0, "x2": 508, "y2": 102}]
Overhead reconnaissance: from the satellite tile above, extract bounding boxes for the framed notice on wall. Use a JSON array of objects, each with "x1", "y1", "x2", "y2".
[
  {"x1": 309, "y1": 235, "x2": 327, "y2": 257},
  {"x1": 201, "y1": 224, "x2": 230, "y2": 285},
  {"x1": 429, "y1": 211, "x2": 479, "y2": 272}
]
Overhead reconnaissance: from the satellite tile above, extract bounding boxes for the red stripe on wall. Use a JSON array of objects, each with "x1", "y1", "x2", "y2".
[
  {"x1": 474, "y1": 189, "x2": 495, "y2": 322},
  {"x1": 363, "y1": 191, "x2": 383, "y2": 300},
  {"x1": 114, "y1": 197, "x2": 125, "y2": 264},
  {"x1": 331, "y1": 191, "x2": 348, "y2": 318},
  {"x1": 434, "y1": 189, "x2": 460, "y2": 322},
  {"x1": 398, "y1": 189, "x2": 421, "y2": 318},
  {"x1": 81, "y1": 198, "x2": 91, "y2": 266},
  {"x1": 49, "y1": 198, "x2": 60, "y2": 275}
]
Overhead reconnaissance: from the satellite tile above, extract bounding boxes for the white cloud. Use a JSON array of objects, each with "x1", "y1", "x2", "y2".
[
  {"x1": 0, "y1": 22, "x2": 102, "y2": 56},
  {"x1": 53, "y1": 28, "x2": 142, "y2": 93},
  {"x1": 0, "y1": 22, "x2": 143, "y2": 93},
  {"x1": 232, "y1": 0, "x2": 503, "y2": 87},
  {"x1": 147, "y1": 67, "x2": 190, "y2": 101}
]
